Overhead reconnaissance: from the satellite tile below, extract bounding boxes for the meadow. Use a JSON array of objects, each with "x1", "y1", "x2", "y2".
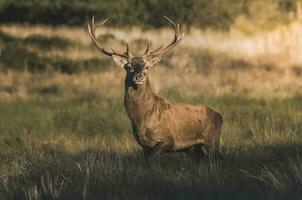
[{"x1": 0, "y1": 22, "x2": 302, "y2": 200}]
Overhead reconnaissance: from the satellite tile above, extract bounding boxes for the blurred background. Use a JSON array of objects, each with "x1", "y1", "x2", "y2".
[
  {"x1": 1, "y1": 1, "x2": 302, "y2": 199},
  {"x1": 1, "y1": 0, "x2": 302, "y2": 73},
  {"x1": 0, "y1": 0, "x2": 302, "y2": 77},
  {"x1": 0, "y1": 0, "x2": 301, "y2": 91}
]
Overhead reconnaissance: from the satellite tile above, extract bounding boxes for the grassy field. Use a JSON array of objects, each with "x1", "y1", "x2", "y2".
[{"x1": 0, "y1": 23, "x2": 302, "y2": 200}]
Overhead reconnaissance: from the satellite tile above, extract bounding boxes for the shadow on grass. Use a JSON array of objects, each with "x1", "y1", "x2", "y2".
[
  {"x1": 1, "y1": 143, "x2": 302, "y2": 200},
  {"x1": 0, "y1": 31, "x2": 111, "y2": 73},
  {"x1": 0, "y1": 31, "x2": 72, "y2": 50},
  {"x1": 23, "y1": 34, "x2": 71, "y2": 50}
]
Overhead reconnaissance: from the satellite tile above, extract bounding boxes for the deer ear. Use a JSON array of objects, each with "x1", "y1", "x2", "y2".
[
  {"x1": 112, "y1": 55, "x2": 128, "y2": 68},
  {"x1": 145, "y1": 56, "x2": 161, "y2": 67}
]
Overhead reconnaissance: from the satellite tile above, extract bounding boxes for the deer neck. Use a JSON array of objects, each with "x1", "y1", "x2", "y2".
[{"x1": 124, "y1": 76, "x2": 156, "y2": 123}]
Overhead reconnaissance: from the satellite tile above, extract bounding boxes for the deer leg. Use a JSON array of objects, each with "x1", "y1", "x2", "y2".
[
  {"x1": 187, "y1": 144, "x2": 208, "y2": 163},
  {"x1": 204, "y1": 143, "x2": 222, "y2": 161},
  {"x1": 187, "y1": 145, "x2": 199, "y2": 163},
  {"x1": 209, "y1": 112, "x2": 223, "y2": 160},
  {"x1": 144, "y1": 140, "x2": 173, "y2": 167}
]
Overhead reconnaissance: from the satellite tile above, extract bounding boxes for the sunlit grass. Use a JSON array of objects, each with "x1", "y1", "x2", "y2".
[{"x1": 2, "y1": 19, "x2": 302, "y2": 66}]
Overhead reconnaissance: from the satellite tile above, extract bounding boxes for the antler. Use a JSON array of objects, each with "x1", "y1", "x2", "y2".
[
  {"x1": 88, "y1": 16, "x2": 132, "y2": 58},
  {"x1": 88, "y1": 16, "x2": 182, "y2": 58},
  {"x1": 143, "y1": 16, "x2": 184, "y2": 58}
]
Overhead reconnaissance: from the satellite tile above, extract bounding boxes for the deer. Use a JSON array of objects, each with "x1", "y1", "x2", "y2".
[{"x1": 88, "y1": 16, "x2": 223, "y2": 166}]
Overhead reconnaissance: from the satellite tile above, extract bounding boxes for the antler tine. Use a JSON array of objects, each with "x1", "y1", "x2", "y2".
[
  {"x1": 164, "y1": 16, "x2": 178, "y2": 37},
  {"x1": 88, "y1": 16, "x2": 108, "y2": 40},
  {"x1": 126, "y1": 42, "x2": 129, "y2": 54},
  {"x1": 125, "y1": 42, "x2": 133, "y2": 57},
  {"x1": 149, "y1": 44, "x2": 163, "y2": 55},
  {"x1": 94, "y1": 17, "x2": 109, "y2": 27},
  {"x1": 144, "y1": 41, "x2": 150, "y2": 55},
  {"x1": 145, "y1": 16, "x2": 183, "y2": 58},
  {"x1": 143, "y1": 41, "x2": 165, "y2": 56},
  {"x1": 88, "y1": 16, "x2": 129, "y2": 58},
  {"x1": 160, "y1": 16, "x2": 183, "y2": 52}
]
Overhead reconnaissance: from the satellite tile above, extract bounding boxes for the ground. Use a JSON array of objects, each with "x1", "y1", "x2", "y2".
[{"x1": 0, "y1": 24, "x2": 302, "y2": 200}]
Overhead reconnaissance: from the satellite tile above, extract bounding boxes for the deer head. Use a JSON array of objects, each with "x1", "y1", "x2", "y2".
[{"x1": 88, "y1": 16, "x2": 184, "y2": 86}]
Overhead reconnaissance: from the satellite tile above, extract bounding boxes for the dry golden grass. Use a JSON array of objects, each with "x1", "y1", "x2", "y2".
[
  {"x1": 0, "y1": 67, "x2": 301, "y2": 101},
  {"x1": 1, "y1": 22, "x2": 302, "y2": 100},
  {"x1": 2, "y1": 19, "x2": 302, "y2": 66}
]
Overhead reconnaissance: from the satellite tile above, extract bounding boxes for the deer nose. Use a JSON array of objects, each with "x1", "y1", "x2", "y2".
[{"x1": 134, "y1": 73, "x2": 144, "y2": 81}]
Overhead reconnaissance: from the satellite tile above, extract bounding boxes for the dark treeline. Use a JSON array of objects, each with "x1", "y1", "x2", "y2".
[{"x1": 0, "y1": 0, "x2": 298, "y2": 30}]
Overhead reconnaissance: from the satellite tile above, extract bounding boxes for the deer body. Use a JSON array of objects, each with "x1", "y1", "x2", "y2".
[
  {"x1": 124, "y1": 71, "x2": 222, "y2": 163},
  {"x1": 88, "y1": 16, "x2": 223, "y2": 164}
]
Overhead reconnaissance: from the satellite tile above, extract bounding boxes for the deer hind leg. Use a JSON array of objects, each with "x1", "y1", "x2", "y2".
[
  {"x1": 204, "y1": 136, "x2": 223, "y2": 161},
  {"x1": 203, "y1": 140, "x2": 220, "y2": 159},
  {"x1": 186, "y1": 144, "x2": 208, "y2": 163},
  {"x1": 203, "y1": 137, "x2": 222, "y2": 161},
  {"x1": 213, "y1": 112, "x2": 223, "y2": 159},
  {"x1": 204, "y1": 112, "x2": 223, "y2": 161},
  {"x1": 144, "y1": 138, "x2": 174, "y2": 167}
]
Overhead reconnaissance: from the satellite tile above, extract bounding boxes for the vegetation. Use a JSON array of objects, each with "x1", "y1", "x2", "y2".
[
  {"x1": 0, "y1": 30, "x2": 112, "y2": 73},
  {"x1": 1, "y1": 95, "x2": 302, "y2": 200},
  {"x1": 1, "y1": 1, "x2": 302, "y2": 198},
  {"x1": 0, "y1": 22, "x2": 302, "y2": 199},
  {"x1": 0, "y1": 0, "x2": 300, "y2": 30}
]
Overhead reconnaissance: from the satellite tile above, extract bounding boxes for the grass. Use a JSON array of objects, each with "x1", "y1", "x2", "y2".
[
  {"x1": 1, "y1": 95, "x2": 302, "y2": 200},
  {"x1": 0, "y1": 23, "x2": 302, "y2": 199}
]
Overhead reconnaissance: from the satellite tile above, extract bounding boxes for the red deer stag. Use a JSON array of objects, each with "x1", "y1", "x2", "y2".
[{"x1": 88, "y1": 16, "x2": 223, "y2": 165}]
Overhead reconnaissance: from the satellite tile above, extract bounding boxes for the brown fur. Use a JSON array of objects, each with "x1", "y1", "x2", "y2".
[
  {"x1": 87, "y1": 17, "x2": 222, "y2": 165},
  {"x1": 124, "y1": 70, "x2": 223, "y2": 165}
]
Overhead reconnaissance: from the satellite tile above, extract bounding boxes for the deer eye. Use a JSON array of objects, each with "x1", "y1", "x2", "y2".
[
  {"x1": 125, "y1": 64, "x2": 134, "y2": 72},
  {"x1": 125, "y1": 63, "x2": 131, "y2": 69}
]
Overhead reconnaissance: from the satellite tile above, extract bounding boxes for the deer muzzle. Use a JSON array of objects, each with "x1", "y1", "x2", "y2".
[{"x1": 133, "y1": 73, "x2": 146, "y2": 85}]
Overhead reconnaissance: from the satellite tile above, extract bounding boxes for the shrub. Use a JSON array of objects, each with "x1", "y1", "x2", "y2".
[{"x1": 0, "y1": 0, "x2": 249, "y2": 30}]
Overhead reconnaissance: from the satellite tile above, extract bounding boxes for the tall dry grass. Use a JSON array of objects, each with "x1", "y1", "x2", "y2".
[
  {"x1": 0, "y1": 21, "x2": 302, "y2": 100},
  {"x1": 2, "y1": 19, "x2": 302, "y2": 66}
]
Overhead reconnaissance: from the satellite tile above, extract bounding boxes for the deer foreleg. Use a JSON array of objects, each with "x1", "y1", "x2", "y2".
[{"x1": 144, "y1": 139, "x2": 174, "y2": 167}]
